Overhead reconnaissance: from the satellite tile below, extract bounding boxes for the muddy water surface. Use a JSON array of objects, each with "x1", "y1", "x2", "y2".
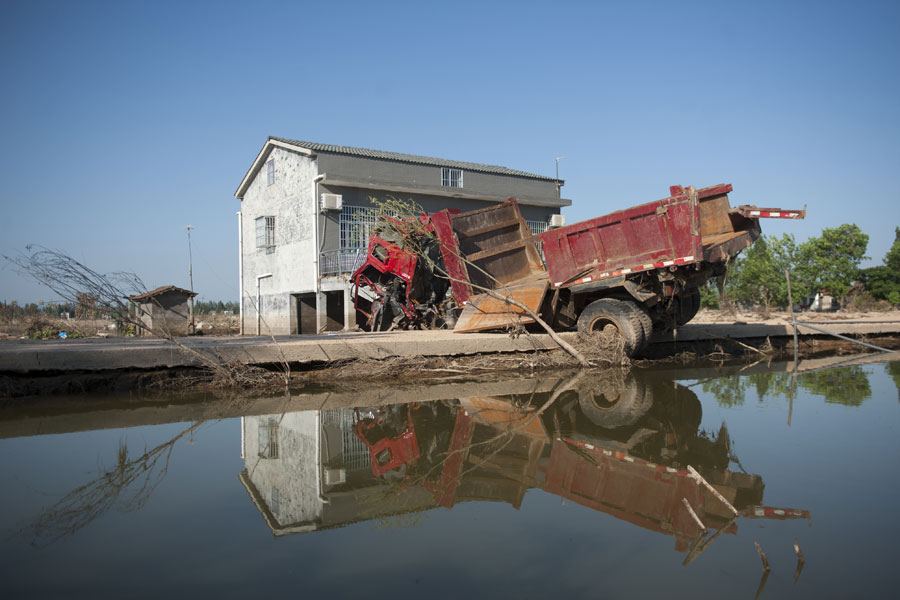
[{"x1": 1, "y1": 356, "x2": 899, "y2": 598}]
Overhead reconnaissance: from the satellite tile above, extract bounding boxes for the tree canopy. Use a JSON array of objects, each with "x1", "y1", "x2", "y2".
[
  {"x1": 724, "y1": 224, "x2": 871, "y2": 309},
  {"x1": 859, "y1": 227, "x2": 900, "y2": 305}
]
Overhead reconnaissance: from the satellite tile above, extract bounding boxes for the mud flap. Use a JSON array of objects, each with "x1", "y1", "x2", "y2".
[{"x1": 453, "y1": 275, "x2": 549, "y2": 333}]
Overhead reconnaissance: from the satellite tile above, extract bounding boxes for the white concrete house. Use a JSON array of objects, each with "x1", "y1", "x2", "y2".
[{"x1": 234, "y1": 137, "x2": 570, "y2": 335}]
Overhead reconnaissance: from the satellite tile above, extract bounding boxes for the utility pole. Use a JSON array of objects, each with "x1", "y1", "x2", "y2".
[
  {"x1": 555, "y1": 156, "x2": 565, "y2": 198},
  {"x1": 186, "y1": 225, "x2": 195, "y2": 333}
]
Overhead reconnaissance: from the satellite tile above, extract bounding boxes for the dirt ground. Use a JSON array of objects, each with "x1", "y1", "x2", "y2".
[
  {"x1": 0, "y1": 312, "x2": 240, "y2": 340},
  {"x1": 691, "y1": 307, "x2": 899, "y2": 326}
]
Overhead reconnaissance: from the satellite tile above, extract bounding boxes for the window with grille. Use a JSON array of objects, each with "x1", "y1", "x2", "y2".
[
  {"x1": 323, "y1": 409, "x2": 372, "y2": 472},
  {"x1": 339, "y1": 205, "x2": 400, "y2": 249},
  {"x1": 441, "y1": 167, "x2": 463, "y2": 188},
  {"x1": 526, "y1": 220, "x2": 549, "y2": 235},
  {"x1": 258, "y1": 418, "x2": 279, "y2": 459},
  {"x1": 255, "y1": 216, "x2": 275, "y2": 254},
  {"x1": 266, "y1": 159, "x2": 275, "y2": 186}
]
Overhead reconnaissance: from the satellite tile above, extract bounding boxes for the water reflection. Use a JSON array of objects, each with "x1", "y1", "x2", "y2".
[
  {"x1": 239, "y1": 370, "x2": 808, "y2": 556},
  {"x1": 22, "y1": 421, "x2": 205, "y2": 548},
  {"x1": 702, "y1": 366, "x2": 873, "y2": 407},
  {"x1": 886, "y1": 361, "x2": 900, "y2": 401}
]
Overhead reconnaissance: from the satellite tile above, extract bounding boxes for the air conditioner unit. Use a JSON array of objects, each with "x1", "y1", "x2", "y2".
[
  {"x1": 320, "y1": 193, "x2": 343, "y2": 211},
  {"x1": 324, "y1": 468, "x2": 346, "y2": 486},
  {"x1": 549, "y1": 214, "x2": 566, "y2": 228}
]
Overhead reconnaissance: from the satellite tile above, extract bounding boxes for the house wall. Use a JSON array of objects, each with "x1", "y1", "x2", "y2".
[
  {"x1": 242, "y1": 412, "x2": 323, "y2": 528},
  {"x1": 240, "y1": 147, "x2": 319, "y2": 334},
  {"x1": 318, "y1": 185, "x2": 560, "y2": 252},
  {"x1": 238, "y1": 144, "x2": 567, "y2": 335},
  {"x1": 315, "y1": 153, "x2": 562, "y2": 205}
]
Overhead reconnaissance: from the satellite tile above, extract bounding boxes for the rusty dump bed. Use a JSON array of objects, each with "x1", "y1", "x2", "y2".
[
  {"x1": 539, "y1": 184, "x2": 803, "y2": 290},
  {"x1": 452, "y1": 184, "x2": 804, "y2": 332},
  {"x1": 452, "y1": 201, "x2": 549, "y2": 332}
]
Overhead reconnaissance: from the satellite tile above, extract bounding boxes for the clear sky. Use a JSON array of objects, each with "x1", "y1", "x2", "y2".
[{"x1": 2, "y1": 0, "x2": 898, "y2": 304}]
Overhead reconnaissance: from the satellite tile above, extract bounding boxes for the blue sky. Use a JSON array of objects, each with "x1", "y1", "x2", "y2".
[{"x1": 1, "y1": 0, "x2": 898, "y2": 303}]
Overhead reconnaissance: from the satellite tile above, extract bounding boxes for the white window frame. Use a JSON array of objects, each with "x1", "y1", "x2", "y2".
[
  {"x1": 266, "y1": 159, "x2": 275, "y2": 186},
  {"x1": 441, "y1": 167, "x2": 463, "y2": 188},
  {"x1": 255, "y1": 215, "x2": 276, "y2": 254}
]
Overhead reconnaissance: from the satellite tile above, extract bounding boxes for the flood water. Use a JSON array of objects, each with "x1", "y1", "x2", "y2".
[{"x1": 1, "y1": 355, "x2": 899, "y2": 598}]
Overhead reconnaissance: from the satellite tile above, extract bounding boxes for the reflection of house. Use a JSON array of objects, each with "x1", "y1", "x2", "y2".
[
  {"x1": 238, "y1": 403, "x2": 544, "y2": 535},
  {"x1": 127, "y1": 285, "x2": 197, "y2": 336},
  {"x1": 239, "y1": 410, "x2": 436, "y2": 536},
  {"x1": 234, "y1": 137, "x2": 570, "y2": 335}
]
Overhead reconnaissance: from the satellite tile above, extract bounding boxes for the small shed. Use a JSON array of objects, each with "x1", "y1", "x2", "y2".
[{"x1": 128, "y1": 285, "x2": 197, "y2": 337}]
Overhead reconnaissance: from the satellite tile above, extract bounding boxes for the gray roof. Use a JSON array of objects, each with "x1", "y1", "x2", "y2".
[{"x1": 269, "y1": 136, "x2": 559, "y2": 182}]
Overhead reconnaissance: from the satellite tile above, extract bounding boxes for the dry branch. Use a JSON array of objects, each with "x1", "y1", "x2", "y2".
[
  {"x1": 682, "y1": 497, "x2": 707, "y2": 531},
  {"x1": 754, "y1": 540, "x2": 771, "y2": 571},
  {"x1": 4, "y1": 246, "x2": 286, "y2": 389}
]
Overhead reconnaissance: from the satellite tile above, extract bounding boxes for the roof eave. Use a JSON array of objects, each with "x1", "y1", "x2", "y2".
[{"x1": 234, "y1": 138, "x2": 315, "y2": 199}]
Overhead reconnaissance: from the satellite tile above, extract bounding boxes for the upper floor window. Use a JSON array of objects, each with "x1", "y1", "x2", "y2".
[
  {"x1": 339, "y1": 205, "x2": 401, "y2": 249},
  {"x1": 441, "y1": 167, "x2": 463, "y2": 188},
  {"x1": 266, "y1": 159, "x2": 275, "y2": 186},
  {"x1": 526, "y1": 220, "x2": 549, "y2": 235},
  {"x1": 256, "y1": 215, "x2": 275, "y2": 254}
]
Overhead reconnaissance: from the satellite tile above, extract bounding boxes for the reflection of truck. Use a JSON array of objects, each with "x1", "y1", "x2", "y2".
[
  {"x1": 351, "y1": 184, "x2": 804, "y2": 356},
  {"x1": 352, "y1": 374, "x2": 807, "y2": 552}
]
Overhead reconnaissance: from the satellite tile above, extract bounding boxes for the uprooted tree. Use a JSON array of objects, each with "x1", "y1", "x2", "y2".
[
  {"x1": 4, "y1": 246, "x2": 288, "y2": 387},
  {"x1": 364, "y1": 197, "x2": 593, "y2": 367}
]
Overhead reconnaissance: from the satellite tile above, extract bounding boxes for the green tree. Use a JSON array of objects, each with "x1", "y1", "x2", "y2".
[
  {"x1": 727, "y1": 236, "x2": 783, "y2": 310},
  {"x1": 797, "y1": 224, "x2": 869, "y2": 306},
  {"x1": 699, "y1": 279, "x2": 721, "y2": 309},
  {"x1": 886, "y1": 361, "x2": 900, "y2": 402},
  {"x1": 858, "y1": 227, "x2": 900, "y2": 301},
  {"x1": 886, "y1": 227, "x2": 900, "y2": 272},
  {"x1": 798, "y1": 366, "x2": 871, "y2": 406},
  {"x1": 701, "y1": 375, "x2": 749, "y2": 408}
]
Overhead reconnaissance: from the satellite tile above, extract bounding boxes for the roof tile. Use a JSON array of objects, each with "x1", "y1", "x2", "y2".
[{"x1": 269, "y1": 136, "x2": 558, "y2": 182}]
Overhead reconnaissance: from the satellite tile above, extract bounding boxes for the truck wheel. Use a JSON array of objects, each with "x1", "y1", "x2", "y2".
[
  {"x1": 577, "y1": 372, "x2": 652, "y2": 428},
  {"x1": 676, "y1": 289, "x2": 701, "y2": 326},
  {"x1": 577, "y1": 298, "x2": 646, "y2": 356},
  {"x1": 635, "y1": 303, "x2": 653, "y2": 344}
]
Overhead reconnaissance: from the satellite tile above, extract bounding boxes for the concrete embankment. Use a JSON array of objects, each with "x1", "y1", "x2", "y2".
[
  {"x1": 2, "y1": 350, "x2": 897, "y2": 440},
  {"x1": 1, "y1": 318, "x2": 899, "y2": 373}
]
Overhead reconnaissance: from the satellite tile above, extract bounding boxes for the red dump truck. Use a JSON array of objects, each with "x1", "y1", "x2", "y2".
[{"x1": 351, "y1": 184, "x2": 804, "y2": 356}]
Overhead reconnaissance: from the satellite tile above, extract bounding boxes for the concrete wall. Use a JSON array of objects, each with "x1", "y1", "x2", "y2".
[{"x1": 240, "y1": 146, "x2": 318, "y2": 334}]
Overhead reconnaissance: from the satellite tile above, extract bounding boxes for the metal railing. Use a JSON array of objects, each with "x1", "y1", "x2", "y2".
[{"x1": 320, "y1": 248, "x2": 366, "y2": 277}]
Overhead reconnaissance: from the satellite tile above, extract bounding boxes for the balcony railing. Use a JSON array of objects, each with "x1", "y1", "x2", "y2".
[{"x1": 320, "y1": 248, "x2": 367, "y2": 277}]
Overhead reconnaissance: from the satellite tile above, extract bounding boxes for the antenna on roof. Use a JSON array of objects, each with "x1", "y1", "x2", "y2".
[{"x1": 555, "y1": 157, "x2": 565, "y2": 198}]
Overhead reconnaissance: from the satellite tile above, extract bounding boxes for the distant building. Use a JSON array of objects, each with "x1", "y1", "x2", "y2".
[
  {"x1": 127, "y1": 285, "x2": 196, "y2": 336},
  {"x1": 234, "y1": 137, "x2": 570, "y2": 335}
]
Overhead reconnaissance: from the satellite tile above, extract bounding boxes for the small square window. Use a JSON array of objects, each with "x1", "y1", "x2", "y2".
[
  {"x1": 256, "y1": 215, "x2": 275, "y2": 254},
  {"x1": 266, "y1": 159, "x2": 275, "y2": 186},
  {"x1": 441, "y1": 167, "x2": 463, "y2": 188}
]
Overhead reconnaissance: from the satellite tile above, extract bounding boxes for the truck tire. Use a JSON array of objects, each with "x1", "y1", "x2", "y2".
[
  {"x1": 635, "y1": 303, "x2": 653, "y2": 344},
  {"x1": 676, "y1": 288, "x2": 701, "y2": 326},
  {"x1": 577, "y1": 298, "x2": 646, "y2": 357},
  {"x1": 577, "y1": 372, "x2": 652, "y2": 429}
]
